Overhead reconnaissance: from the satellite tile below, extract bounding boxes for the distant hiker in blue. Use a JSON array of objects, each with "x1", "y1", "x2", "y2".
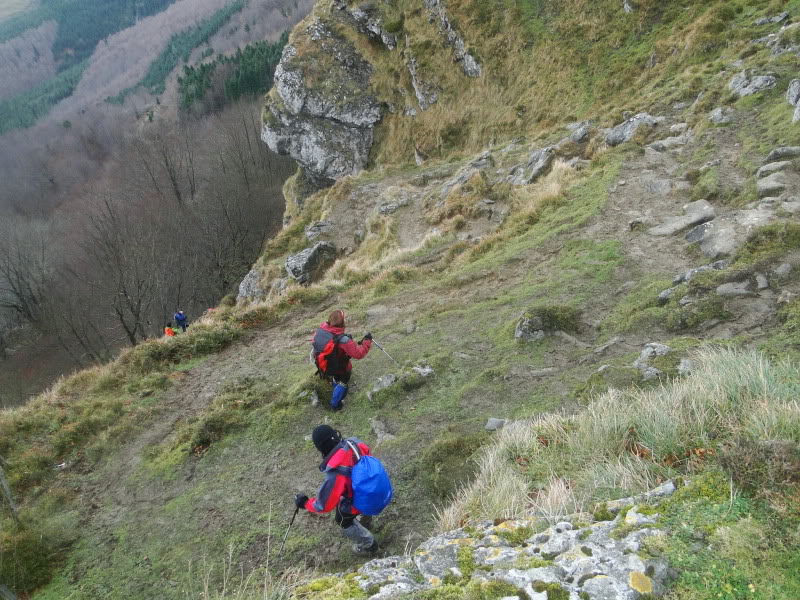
[{"x1": 174, "y1": 310, "x2": 188, "y2": 333}]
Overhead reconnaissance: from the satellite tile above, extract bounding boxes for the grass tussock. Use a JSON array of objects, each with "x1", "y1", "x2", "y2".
[{"x1": 437, "y1": 347, "x2": 800, "y2": 530}]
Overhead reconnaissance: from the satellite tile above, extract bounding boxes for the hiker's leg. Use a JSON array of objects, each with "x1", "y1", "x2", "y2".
[
  {"x1": 336, "y1": 505, "x2": 374, "y2": 551},
  {"x1": 358, "y1": 515, "x2": 373, "y2": 530},
  {"x1": 339, "y1": 371, "x2": 351, "y2": 385}
]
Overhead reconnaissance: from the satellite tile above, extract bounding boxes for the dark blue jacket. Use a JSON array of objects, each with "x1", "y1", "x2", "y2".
[{"x1": 174, "y1": 312, "x2": 187, "y2": 325}]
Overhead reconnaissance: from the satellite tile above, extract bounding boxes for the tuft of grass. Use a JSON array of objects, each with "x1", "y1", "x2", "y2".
[{"x1": 438, "y1": 348, "x2": 800, "y2": 529}]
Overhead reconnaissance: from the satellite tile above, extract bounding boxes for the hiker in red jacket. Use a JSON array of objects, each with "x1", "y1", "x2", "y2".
[
  {"x1": 311, "y1": 309, "x2": 372, "y2": 409},
  {"x1": 312, "y1": 309, "x2": 372, "y2": 384},
  {"x1": 294, "y1": 425, "x2": 378, "y2": 556}
]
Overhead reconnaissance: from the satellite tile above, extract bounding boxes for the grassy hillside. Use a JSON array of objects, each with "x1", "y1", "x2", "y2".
[
  {"x1": 267, "y1": 0, "x2": 800, "y2": 169},
  {"x1": 2, "y1": 0, "x2": 800, "y2": 598}
]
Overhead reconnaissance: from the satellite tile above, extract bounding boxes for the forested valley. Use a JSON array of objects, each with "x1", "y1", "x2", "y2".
[{"x1": 0, "y1": 0, "x2": 306, "y2": 407}]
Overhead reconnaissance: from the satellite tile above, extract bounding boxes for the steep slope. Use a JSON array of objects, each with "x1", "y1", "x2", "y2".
[{"x1": 2, "y1": 0, "x2": 800, "y2": 598}]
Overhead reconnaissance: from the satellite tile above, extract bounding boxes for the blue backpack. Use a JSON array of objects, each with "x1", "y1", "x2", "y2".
[{"x1": 345, "y1": 440, "x2": 393, "y2": 515}]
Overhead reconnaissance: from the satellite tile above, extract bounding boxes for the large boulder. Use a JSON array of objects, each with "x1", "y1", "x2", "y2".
[
  {"x1": 728, "y1": 70, "x2": 777, "y2": 97},
  {"x1": 262, "y1": 19, "x2": 382, "y2": 186},
  {"x1": 285, "y1": 242, "x2": 337, "y2": 284},
  {"x1": 237, "y1": 268, "x2": 267, "y2": 301},
  {"x1": 605, "y1": 113, "x2": 658, "y2": 146}
]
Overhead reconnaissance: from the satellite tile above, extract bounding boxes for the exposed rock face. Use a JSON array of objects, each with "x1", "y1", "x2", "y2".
[
  {"x1": 424, "y1": 0, "x2": 481, "y2": 77},
  {"x1": 285, "y1": 241, "x2": 337, "y2": 284},
  {"x1": 331, "y1": 0, "x2": 397, "y2": 49},
  {"x1": 728, "y1": 70, "x2": 777, "y2": 97},
  {"x1": 786, "y1": 79, "x2": 800, "y2": 123},
  {"x1": 237, "y1": 268, "x2": 267, "y2": 301},
  {"x1": 755, "y1": 12, "x2": 789, "y2": 26},
  {"x1": 507, "y1": 147, "x2": 555, "y2": 185},
  {"x1": 605, "y1": 113, "x2": 658, "y2": 146},
  {"x1": 262, "y1": 19, "x2": 382, "y2": 186},
  {"x1": 405, "y1": 53, "x2": 440, "y2": 110},
  {"x1": 337, "y1": 481, "x2": 679, "y2": 599}
]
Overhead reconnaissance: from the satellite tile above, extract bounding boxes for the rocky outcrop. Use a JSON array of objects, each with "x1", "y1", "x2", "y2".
[
  {"x1": 262, "y1": 19, "x2": 382, "y2": 186},
  {"x1": 285, "y1": 241, "x2": 337, "y2": 284},
  {"x1": 786, "y1": 79, "x2": 800, "y2": 123},
  {"x1": 331, "y1": 0, "x2": 397, "y2": 49},
  {"x1": 507, "y1": 147, "x2": 555, "y2": 185},
  {"x1": 237, "y1": 268, "x2": 267, "y2": 301},
  {"x1": 728, "y1": 70, "x2": 777, "y2": 97},
  {"x1": 605, "y1": 113, "x2": 658, "y2": 146},
  {"x1": 405, "y1": 52, "x2": 440, "y2": 110},
  {"x1": 424, "y1": 0, "x2": 481, "y2": 77},
  {"x1": 327, "y1": 481, "x2": 680, "y2": 600}
]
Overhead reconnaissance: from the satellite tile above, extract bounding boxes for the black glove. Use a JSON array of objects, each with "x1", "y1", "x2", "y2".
[
  {"x1": 294, "y1": 494, "x2": 309, "y2": 510},
  {"x1": 363, "y1": 332, "x2": 373, "y2": 341}
]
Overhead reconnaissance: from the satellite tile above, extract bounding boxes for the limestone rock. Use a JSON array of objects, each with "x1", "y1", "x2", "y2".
[
  {"x1": 424, "y1": 0, "x2": 482, "y2": 77},
  {"x1": 787, "y1": 79, "x2": 800, "y2": 108},
  {"x1": 569, "y1": 123, "x2": 591, "y2": 143},
  {"x1": 646, "y1": 200, "x2": 715, "y2": 236},
  {"x1": 766, "y1": 147, "x2": 800, "y2": 162},
  {"x1": 757, "y1": 161, "x2": 793, "y2": 179},
  {"x1": 757, "y1": 172, "x2": 787, "y2": 197},
  {"x1": 755, "y1": 12, "x2": 790, "y2": 26},
  {"x1": 756, "y1": 273, "x2": 769, "y2": 289},
  {"x1": 673, "y1": 260, "x2": 729, "y2": 284},
  {"x1": 716, "y1": 281, "x2": 757, "y2": 297},
  {"x1": 412, "y1": 365, "x2": 435, "y2": 377},
  {"x1": 370, "y1": 417, "x2": 397, "y2": 445},
  {"x1": 507, "y1": 147, "x2": 555, "y2": 185},
  {"x1": 405, "y1": 54, "x2": 440, "y2": 110},
  {"x1": 774, "y1": 263, "x2": 793, "y2": 277},
  {"x1": 331, "y1": 0, "x2": 397, "y2": 50},
  {"x1": 633, "y1": 343, "x2": 670, "y2": 380},
  {"x1": 649, "y1": 135, "x2": 689, "y2": 152},
  {"x1": 678, "y1": 358, "x2": 694, "y2": 376},
  {"x1": 237, "y1": 268, "x2": 266, "y2": 301},
  {"x1": 605, "y1": 113, "x2": 658, "y2": 146},
  {"x1": 485, "y1": 418, "x2": 506, "y2": 431},
  {"x1": 685, "y1": 207, "x2": 775, "y2": 259},
  {"x1": 305, "y1": 220, "x2": 333, "y2": 240},
  {"x1": 625, "y1": 506, "x2": 658, "y2": 527},
  {"x1": 285, "y1": 242, "x2": 337, "y2": 284},
  {"x1": 371, "y1": 374, "x2": 397, "y2": 394},
  {"x1": 709, "y1": 107, "x2": 732, "y2": 125},
  {"x1": 262, "y1": 21, "x2": 382, "y2": 185},
  {"x1": 728, "y1": 70, "x2": 777, "y2": 97}
]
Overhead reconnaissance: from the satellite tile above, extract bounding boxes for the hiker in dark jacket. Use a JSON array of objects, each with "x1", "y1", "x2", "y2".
[
  {"x1": 311, "y1": 309, "x2": 372, "y2": 385},
  {"x1": 174, "y1": 310, "x2": 188, "y2": 333},
  {"x1": 294, "y1": 425, "x2": 378, "y2": 556}
]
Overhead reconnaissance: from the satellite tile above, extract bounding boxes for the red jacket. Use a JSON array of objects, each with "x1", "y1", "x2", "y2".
[
  {"x1": 305, "y1": 439, "x2": 371, "y2": 514},
  {"x1": 313, "y1": 322, "x2": 371, "y2": 373}
]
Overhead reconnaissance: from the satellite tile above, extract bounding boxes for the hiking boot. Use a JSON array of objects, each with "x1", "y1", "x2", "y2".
[{"x1": 351, "y1": 541, "x2": 379, "y2": 556}]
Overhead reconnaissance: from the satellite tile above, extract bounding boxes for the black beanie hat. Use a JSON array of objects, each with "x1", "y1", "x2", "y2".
[{"x1": 312, "y1": 425, "x2": 341, "y2": 456}]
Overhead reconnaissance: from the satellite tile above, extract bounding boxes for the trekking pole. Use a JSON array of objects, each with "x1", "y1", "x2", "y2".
[
  {"x1": 371, "y1": 338, "x2": 401, "y2": 368},
  {"x1": 276, "y1": 506, "x2": 299, "y2": 561}
]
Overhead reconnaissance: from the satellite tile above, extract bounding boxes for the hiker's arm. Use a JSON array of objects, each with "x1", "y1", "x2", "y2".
[
  {"x1": 307, "y1": 471, "x2": 346, "y2": 513},
  {"x1": 340, "y1": 337, "x2": 371, "y2": 360}
]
